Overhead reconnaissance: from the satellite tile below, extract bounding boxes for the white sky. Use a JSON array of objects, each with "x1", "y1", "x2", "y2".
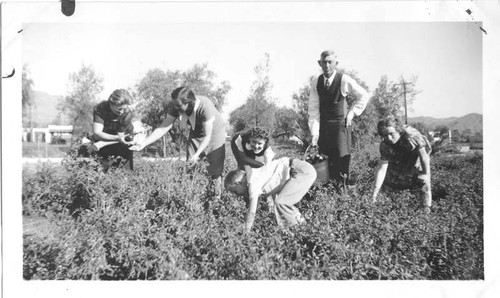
[
  {"x1": 3, "y1": 1, "x2": 500, "y2": 298},
  {"x1": 22, "y1": 21, "x2": 482, "y2": 119}
]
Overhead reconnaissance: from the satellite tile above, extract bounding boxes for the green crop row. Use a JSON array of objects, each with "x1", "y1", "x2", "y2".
[{"x1": 22, "y1": 143, "x2": 483, "y2": 280}]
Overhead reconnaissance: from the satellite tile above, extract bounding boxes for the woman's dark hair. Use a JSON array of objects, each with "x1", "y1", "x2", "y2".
[
  {"x1": 171, "y1": 86, "x2": 196, "y2": 104},
  {"x1": 247, "y1": 127, "x2": 270, "y2": 141},
  {"x1": 108, "y1": 89, "x2": 132, "y2": 105},
  {"x1": 377, "y1": 115, "x2": 404, "y2": 136}
]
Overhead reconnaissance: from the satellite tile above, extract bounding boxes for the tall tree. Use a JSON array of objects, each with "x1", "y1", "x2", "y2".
[
  {"x1": 22, "y1": 65, "x2": 35, "y2": 128},
  {"x1": 58, "y1": 64, "x2": 104, "y2": 141},
  {"x1": 273, "y1": 107, "x2": 300, "y2": 139},
  {"x1": 136, "y1": 68, "x2": 180, "y2": 128},
  {"x1": 182, "y1": 63, "x2": 231, "y2": 111},
  {"x1": 229, "y1": 53, "x2": 277, "y2": 133},
  {"x1": 371, "y1": 75, "x2": 419, "y2": 120},
  {"x1": 291, "y1": 80, "x2": 312, "y2": 144},
  {"x1": 135, "y1": 68, "x2": 183, "y2": 156},
  {"x1": 228, "y1": 105, "x2": 249, "y2": 133}
]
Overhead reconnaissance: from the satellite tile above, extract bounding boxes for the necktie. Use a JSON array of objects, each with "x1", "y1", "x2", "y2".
[{"x1": 325, "y1": 78, "x2": 330, "y2": 88}]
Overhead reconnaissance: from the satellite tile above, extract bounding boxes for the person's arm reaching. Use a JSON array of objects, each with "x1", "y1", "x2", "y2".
[
  {"x1": 92, "y1": 122, "x2": 130, "y2": 144},
  {"x1": 244, "y1": 186, "x2": 261, "y2": 232},
  {"x1": 244, "y1": 164, "x2": 267, "y2": 232},
  {"x1": 371, "y1": 160, "x2": 388, "y2": 202},
  {"x1": 129, "y1": 114, "x2": 176, "y2": 151}
]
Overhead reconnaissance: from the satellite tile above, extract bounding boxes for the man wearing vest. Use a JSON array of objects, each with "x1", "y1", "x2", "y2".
[{"x1": 308, "y1": 50, "x2": 371, "y2": 188}]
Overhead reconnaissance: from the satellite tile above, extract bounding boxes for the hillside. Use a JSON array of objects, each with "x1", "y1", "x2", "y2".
[
  {"x1": 25, "y1": 90, "x2": 65, "y2": 127},
  {"x1": 409, "y1": 113, "x2": 482, "y2": 133}
]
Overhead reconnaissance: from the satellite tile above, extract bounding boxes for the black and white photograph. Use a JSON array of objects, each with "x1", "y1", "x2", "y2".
[{"x1": 2, "y1": 0, "x2": 499, "y2": 297}]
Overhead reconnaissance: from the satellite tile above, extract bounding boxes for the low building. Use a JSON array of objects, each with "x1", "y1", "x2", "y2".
[{"x1": 24, "y1": 125, "x2": 73, "y2": 144}]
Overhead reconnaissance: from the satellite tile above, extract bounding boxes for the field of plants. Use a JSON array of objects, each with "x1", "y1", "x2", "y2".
[{"x1": 22, "y1": 141, "x2": 483, "y2": 280}]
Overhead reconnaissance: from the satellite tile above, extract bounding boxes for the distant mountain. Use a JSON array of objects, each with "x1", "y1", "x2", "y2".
[
  {"x1": 25, "y1": 90, "x2": 65, "y2": 127},
  {"x1": 409, "y1": 113, "x2": 482, "y2": 134}
]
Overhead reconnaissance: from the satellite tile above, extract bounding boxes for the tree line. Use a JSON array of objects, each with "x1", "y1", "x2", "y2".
[{"x1": 23, "y1": 53, "x2": 453, "y2": 154}]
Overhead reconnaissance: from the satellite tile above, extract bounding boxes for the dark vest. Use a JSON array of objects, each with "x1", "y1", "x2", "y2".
[{"x1": 317, "y1": 72, "x2": 346, "y2": 121}]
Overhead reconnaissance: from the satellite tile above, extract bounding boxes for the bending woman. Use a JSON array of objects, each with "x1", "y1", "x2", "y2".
[{"x1": 371, "y1": 116, "x2": 432, "y2": 214}]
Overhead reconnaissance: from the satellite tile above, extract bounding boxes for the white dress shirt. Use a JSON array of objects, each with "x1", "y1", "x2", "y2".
[{"x1": 308, "y1": 71, "x2": 371, "y2": 137}]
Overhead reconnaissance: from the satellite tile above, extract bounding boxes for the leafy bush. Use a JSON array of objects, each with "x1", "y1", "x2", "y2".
[
  {"x1": 22, "y1": 143, "x2": 483, "y2": 280},
  {"x1": 22, "y1": 162, "x2": 68, "y2": 215}
]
